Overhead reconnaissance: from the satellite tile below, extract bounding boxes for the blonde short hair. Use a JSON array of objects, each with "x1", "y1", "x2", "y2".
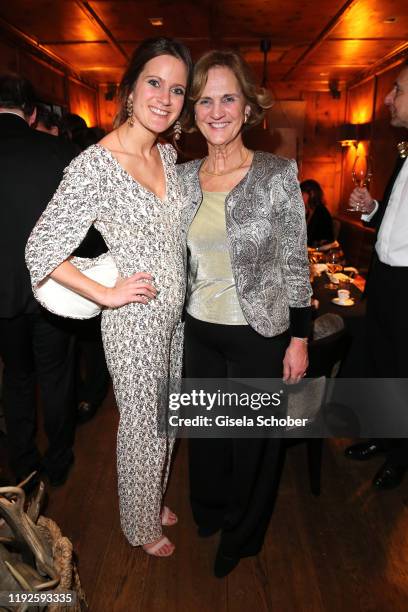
[{"x1": 183, "y1": 49, "x2": 273, "y2": 133}]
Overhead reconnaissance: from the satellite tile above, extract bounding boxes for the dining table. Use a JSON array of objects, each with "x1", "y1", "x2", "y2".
[
  {"x1": 311, "y1": 272, "x2": 366, "y2": 375},
  {"x1": 312, "y1": 273, "x2": 365, "y2": 336}
]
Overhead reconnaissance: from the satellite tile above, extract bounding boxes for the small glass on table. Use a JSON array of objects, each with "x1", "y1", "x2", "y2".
[{"x1": 324, "y1": 249, "x2": 343, "y2": 290}]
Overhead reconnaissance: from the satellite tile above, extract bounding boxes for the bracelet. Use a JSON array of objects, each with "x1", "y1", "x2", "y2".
[{"x1": 292, "y1": 336, "x2": 308, "y2": 344}]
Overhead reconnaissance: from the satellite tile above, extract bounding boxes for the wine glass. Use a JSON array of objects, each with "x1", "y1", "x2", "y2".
[
  {"x1": 348, "y1": 155, "x2": 373, "y2": 212},
  {"x1": 324, "y1": 249, "x2": 343, "y2": 290}
]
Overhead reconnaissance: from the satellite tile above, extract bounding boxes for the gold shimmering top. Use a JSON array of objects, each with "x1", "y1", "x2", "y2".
[{"x1": 186, "y1": 191, "x2": 248, "y2": 325}]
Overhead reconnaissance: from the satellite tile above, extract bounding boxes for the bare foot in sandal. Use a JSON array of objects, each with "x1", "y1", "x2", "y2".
[
  {"x1": 161, "y1": 506, "x2": 178, "y2": 527},
  {"x1": 142, "y1": 535, "x2": 175, "y2": 557}
]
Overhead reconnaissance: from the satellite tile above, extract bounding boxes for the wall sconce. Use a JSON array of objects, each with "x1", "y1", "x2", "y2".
[
  {"x1": 338, "y1": 123, "x2": 358, "y2": 147},
  {"x1": 337, "y1": 123, "x2": 371, "y2": 147}
]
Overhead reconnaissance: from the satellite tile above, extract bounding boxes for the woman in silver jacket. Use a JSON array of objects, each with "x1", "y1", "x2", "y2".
[{"x1": 178, "y1": 50, "x2": 312, "y2": 577}]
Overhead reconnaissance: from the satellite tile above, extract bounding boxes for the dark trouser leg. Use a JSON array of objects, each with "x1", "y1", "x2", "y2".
[
  {"x1": 185, "y1": 314, "x2": 229, "y2": 529},
  {"x1": 365, "y1": 260, "x2": 408, "y2": 468},
  {"x1": 76, "y1": 316, "x2": 110, "y2": 406},
  {"x1": 185, "y1": 314, "x2": 288, "y2": 557},
  {"x1": 220, "y1": 327, "x2": 288, "y2": 557},
  {"x1": 33, "y1": 310, "x2": 76, "y2": 475},
  {"x1": 0, "y1": 314, "x2": 41, "y2": 477}
]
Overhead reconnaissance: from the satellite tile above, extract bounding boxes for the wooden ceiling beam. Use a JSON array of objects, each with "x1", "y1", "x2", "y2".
[
  {"x1": 74, "y1": 0, "x2": 128, "y2": 61},
  {"x1": 0, "y1": 15, "x2": 97, "y2": 89},
  {"x1": 283, "y1": 0, "x2": 358, "y2": 80},
  {"x1": 347, "y1": 41, "x2": 408, "y2": 89}
]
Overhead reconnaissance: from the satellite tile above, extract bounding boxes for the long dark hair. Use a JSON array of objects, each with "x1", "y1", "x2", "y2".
[
  {"x1": 114, "y1": 37, "x2": 193, "y2": 130},
  {"x1": 300, "y1": 179, "x2": 325, "y2": 210}
]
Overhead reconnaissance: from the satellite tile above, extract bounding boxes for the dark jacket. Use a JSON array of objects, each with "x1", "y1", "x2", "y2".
[
  {"x1": 0, "y1": 113, "x2": 78, "y2": 317},
  {"x1": 307, "y1": 203, "x2": 334, "y2": 246}
]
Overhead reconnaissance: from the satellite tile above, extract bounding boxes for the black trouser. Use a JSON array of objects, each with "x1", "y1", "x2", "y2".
[
  {"x1": 365, "y1": 258, "x2": 408, "y2": 467},
  {"x1": 75, "y1": 316, "x2": 110, "y2": 406},
  {"x1": 0, "y1": 309, "x2": 76, "y2": 479},
  {"x1": 185, "y1": 313, "x2": 289, "y2": 558}
]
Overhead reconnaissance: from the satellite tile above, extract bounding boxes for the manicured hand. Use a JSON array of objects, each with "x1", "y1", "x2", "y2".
[{"x1": 102, "y1": 272, "x2": 157, "y2": 307}]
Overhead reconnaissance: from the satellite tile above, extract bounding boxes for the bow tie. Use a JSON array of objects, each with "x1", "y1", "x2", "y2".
[{"x1": 397, "y1": 141, "x2": 408, "y2": 158}]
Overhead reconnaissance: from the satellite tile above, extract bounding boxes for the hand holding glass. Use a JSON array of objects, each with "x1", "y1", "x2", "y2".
[{"x1": 348, "y1": 156, "x2": 373, "y2": 212}]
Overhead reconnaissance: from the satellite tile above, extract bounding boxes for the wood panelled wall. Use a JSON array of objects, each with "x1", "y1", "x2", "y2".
[
  {"x1": 300, "y1": 91, "x2": 345, "y2": 215},
  {"x1": 0, "y1": 32, "x2": 98, "y2": 126},
  {"x1": 1, "y1": 24, "x2": 406, "y2": 209}
]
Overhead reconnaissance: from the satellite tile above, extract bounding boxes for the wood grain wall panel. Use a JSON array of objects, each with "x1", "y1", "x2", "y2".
[
  {"x1": 300, "y1": 91, "x2": 345, "y2": 213},
  {"x1": 0, "y1": 38, "x2": 18, "y2": 72},
  {"x1": 19, "y1": 53, "x2": 66, "y2": 105},
  {"x1": 68, "y1": 78, "x2": 98, "y2": 126},
  {"x1": 98, "y1": 84, "x2": 117, "y2": 131},
  {"x1": 346, "y1": 77, "x2": 375, "y2": 124}
]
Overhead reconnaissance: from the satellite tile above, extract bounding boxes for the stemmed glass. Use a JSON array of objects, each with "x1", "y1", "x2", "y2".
[
  {"x1": 348, "y1": 155, "x2": 373, "y2": 211},
  {"x1": 324, "y1": 249, "x2": 343, "y2": 290}
]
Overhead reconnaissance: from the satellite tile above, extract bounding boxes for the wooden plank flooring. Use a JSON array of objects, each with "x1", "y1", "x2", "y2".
[{"x1": 19, "y1": 390, "x2": 408, "y2": 611}]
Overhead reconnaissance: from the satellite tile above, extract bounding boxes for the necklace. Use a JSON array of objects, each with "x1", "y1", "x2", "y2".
[{"x1": 201, "y1": 149, "x2": 250, "y2": 176}]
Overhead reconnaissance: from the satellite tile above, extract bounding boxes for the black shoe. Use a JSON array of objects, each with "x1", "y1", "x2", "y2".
[
  {"x1": 214, "y1": 549, "x2": 240, "y2": 578},
  {"x1": 77, "y1": 400, "x2": 98, "y2": 425},
  {"x1": 344, "y1": 440, "x2": 386, "y2": 461},
  {"x1": 197, "y1": 524, "x2": 220, "y2": 538},
  {"x1": 47, "y1": 457, "x2": 74, "y2": 487},
  {"x1": 373, "y1": 462, "x2": 406, "y2": 490}
]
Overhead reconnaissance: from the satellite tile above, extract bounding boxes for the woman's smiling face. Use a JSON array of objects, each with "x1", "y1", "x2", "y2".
[
  {"x1": 194, "y1": 66, "x2": 250, "y2": 147},
  {"x1": 130, "y1": 54, "x2": 187, "y2": 135}
]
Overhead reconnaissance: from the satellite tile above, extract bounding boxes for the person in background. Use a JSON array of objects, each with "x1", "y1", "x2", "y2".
[
  {"x1": 178, "y1": 50, "x2": 312, "y2": 577},
  {"x1": 345, "y1": 59, "x2": 408, "y2": 489},
  {"x1": 59, "y1": 112, "x2": 87, "y2": 142},
  {"x1": 34, "y1": 115, "x2": 110, "y2": 425},
  {"x1": 0, "y1": 74, "x2": 78, "y2": 490},
  {"x1": 300, "y1": 179, "x2": 334, "y2": 247},
  {"x1": 73, "y1": 126, "x2": 106, "y2": 151},
  {"x1": 70, "y1": 126, "x2": 111, "y2": 425},
  {"x1": 33, "y1": 104, "x2": 60, "y2": 136},
  {"x1": 26, "y1": 37, "x2": 193, "y2": 557}
]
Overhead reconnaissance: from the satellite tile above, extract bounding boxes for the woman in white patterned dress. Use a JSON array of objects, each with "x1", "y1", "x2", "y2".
[{"x1": 25, "y1": 38, "x2": 192, "y2": 557}]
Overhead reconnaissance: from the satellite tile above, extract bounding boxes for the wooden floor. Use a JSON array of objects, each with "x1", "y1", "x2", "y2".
[{"x1": 25, "y1": 390, "x2": 408, "y2": 611}]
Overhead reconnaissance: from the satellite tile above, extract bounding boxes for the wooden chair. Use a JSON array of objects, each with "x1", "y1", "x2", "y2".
[{"x1": 285, "y1": 323, "x2": 352, "y2": 496}]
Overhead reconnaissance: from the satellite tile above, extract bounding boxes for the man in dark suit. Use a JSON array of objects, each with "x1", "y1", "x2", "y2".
[
  {"x1": 345, "y1": 60, "x2": 408, "y2": 489},
  {"x1": 0, "y1": 74, "x2": 78, "y2": 487}
]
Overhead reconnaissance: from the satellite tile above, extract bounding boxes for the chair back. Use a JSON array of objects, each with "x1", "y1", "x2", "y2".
[{"x1": 308, "y1": 328, "x2": 351, "y2": 378}]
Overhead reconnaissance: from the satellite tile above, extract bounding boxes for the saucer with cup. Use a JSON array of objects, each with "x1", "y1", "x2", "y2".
[{"x1": 332, "y1": 288, "x2": 354, "y2": 307}]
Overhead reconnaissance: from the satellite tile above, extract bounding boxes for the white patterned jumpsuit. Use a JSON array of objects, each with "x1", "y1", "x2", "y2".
[{"x1": 25, "y1": 143, "x2": 186, "y2": 545}]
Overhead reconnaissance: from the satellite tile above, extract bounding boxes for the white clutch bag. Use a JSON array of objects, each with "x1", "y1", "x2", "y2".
[{"x1": 36, "y1": 253, "x2": 119, "y2": 319}]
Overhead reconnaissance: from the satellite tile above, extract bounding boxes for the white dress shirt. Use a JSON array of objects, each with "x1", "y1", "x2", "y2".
[{"x1": 362, "y1": 158, "x2": 408, "y2": 266}]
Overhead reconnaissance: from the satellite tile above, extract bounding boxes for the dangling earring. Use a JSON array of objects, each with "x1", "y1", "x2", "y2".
[
  {"x1": 127, "y1": 97, "x2": 134, "y2": 127},
  {"x1": 173, "y1": 120, "x2": 182, "y2": 141},
  {"x1": 244, "y1": 112, "x2": 249, "y2": 124}
]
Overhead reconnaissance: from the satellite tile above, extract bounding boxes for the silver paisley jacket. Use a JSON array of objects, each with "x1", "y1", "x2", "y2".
[{"x1": 178, "y1": 151, "x2": 312, "y2": 338}]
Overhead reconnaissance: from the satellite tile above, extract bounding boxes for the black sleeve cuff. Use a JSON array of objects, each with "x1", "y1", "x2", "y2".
[{"x1": 289, "y1": 306, "x2": 312, "y2": 338}]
